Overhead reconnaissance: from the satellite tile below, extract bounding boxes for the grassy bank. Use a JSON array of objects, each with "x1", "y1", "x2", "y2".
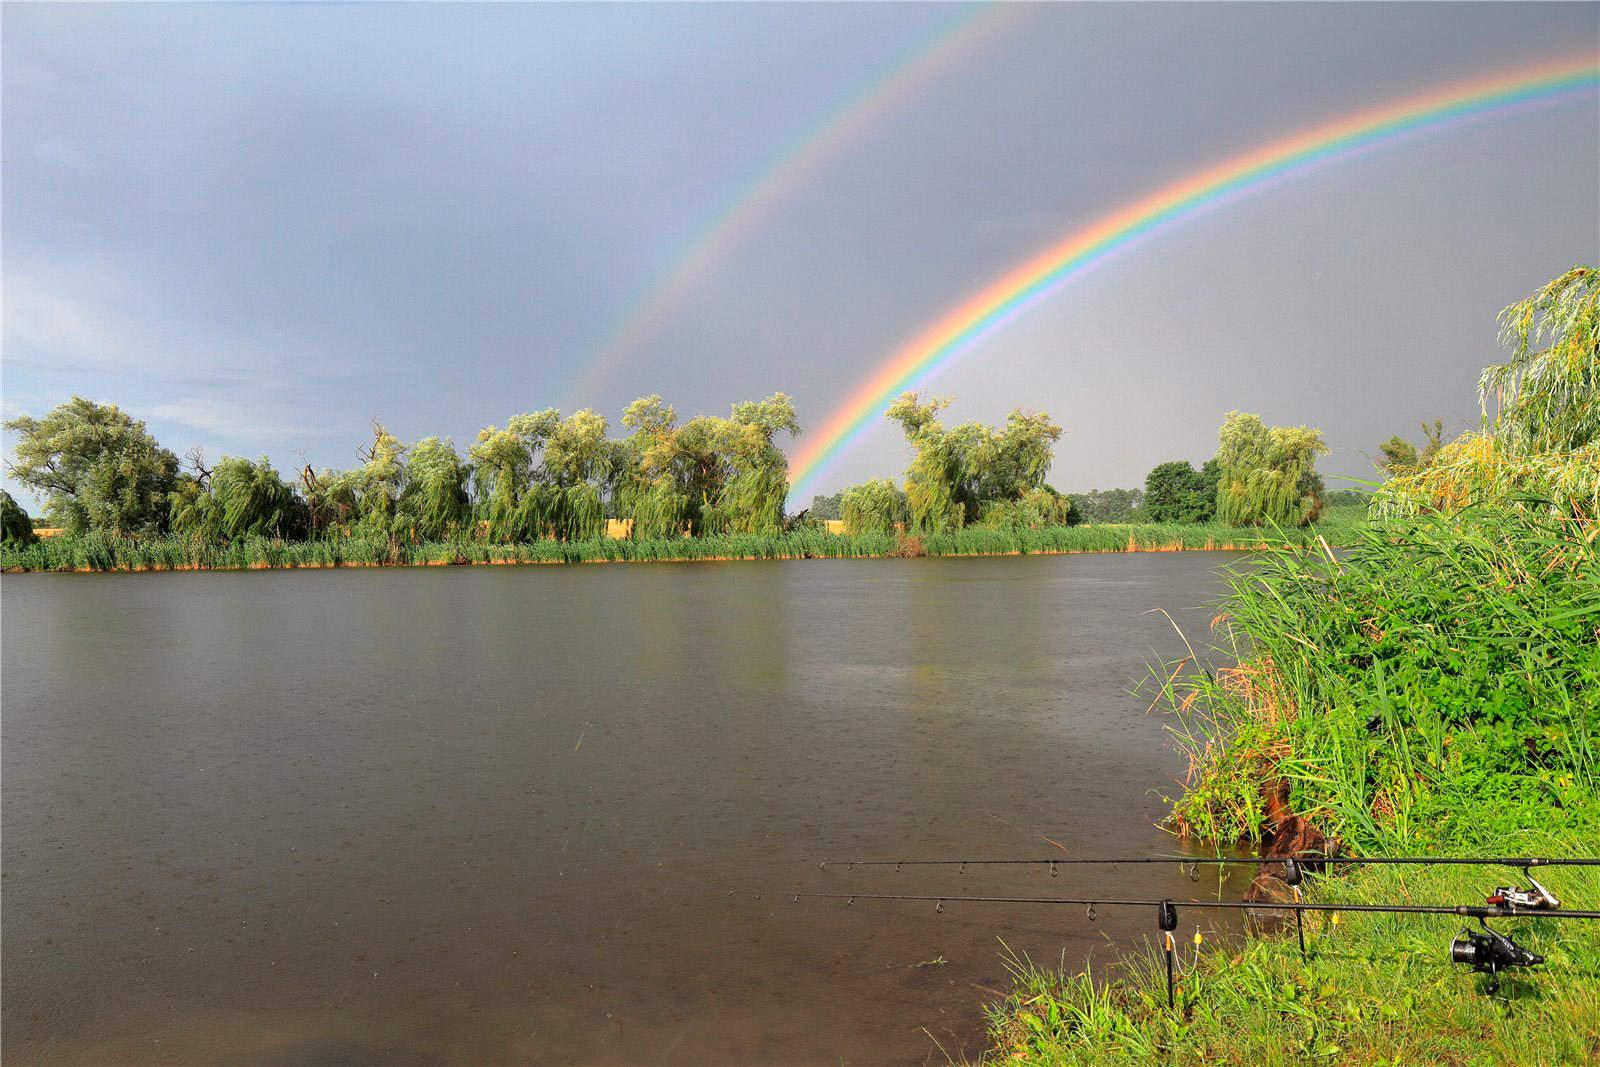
[
  {"x1": 0, "y1": 512, "x2": 1365, "y2": 573},
  {"x1": 985, "y1": 508, "x2": 1600, "y2": 1064}
]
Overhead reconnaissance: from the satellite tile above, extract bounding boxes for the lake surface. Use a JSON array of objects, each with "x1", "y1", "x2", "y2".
[{"x1": 3, "y1": 554, "x2": 1252, "y2": 1065}]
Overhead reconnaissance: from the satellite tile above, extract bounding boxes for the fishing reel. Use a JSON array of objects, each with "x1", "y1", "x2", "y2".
[
  {"x1": 1486, "y1": 874, "x2": 1560, "y2": 912},
  {"x1": 1449, "y1": 919, "x2": 1543, "y2": 994}
]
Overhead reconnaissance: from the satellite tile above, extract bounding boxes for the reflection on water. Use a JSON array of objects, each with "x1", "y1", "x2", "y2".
[{"x1": 3, "y1": 554, "x2": 1249, "y2": 1065}]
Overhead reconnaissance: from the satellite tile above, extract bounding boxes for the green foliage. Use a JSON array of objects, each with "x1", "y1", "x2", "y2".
[
  {"x1": 1323, "y1": 488, "x2": 1373, "y2": 508},
  {"x1": 994, "y1": 503, "x2": 1600, "y2": 1066},
  {"x1": 616, "y1": 392, "x2": 799, "y2": 537},
  {"x1": 1066, "y1": 488, "x2": 1142, "y2": 524},
  {"x1": 1, "y1": 490, "x2": 37, "y2": 544},
  {"x1": 171, "y1": 455, "x2": 303, "y2": 541},
  {"x1": 352, "y1": 422, "x2": 408, "y2": 537},
  {"x1": 299, "y1": 466, "x2": 361, "y2": 538},
  {"x1": 4, "y1": 396, "x2": 180, "y2": 534},
  {"x1": 1383, "y1": 267, "x2": 1600, "y2": 518},
  {"x1": 398, "y1": 437, "x2": 473, "y2": 541},
  {"x1": 1378, "y1": 421, "x2": 1443, "y2": 474},
  {"x1": 886, "y1": 393, "x2": 1064, "y2": 533},
  {"x1": 807, "y1": 492, "x2": 843, "y2": 521},
  {"x1": 1377, "y1": 434, "x2": 1419, "y2": 472},
  {"x1": 978, "y1": 486, "x2": 1073, "y2": 530},
  {"x1": 839, "y1": 479, "x2": 907, "y2": 535},
  {"x1": 1143, "y1": 459, "x2": 1219, "y2": 524},
  {"x1": 713, "y1": 393, "x2": 800, "y2": 535},
  {"x1": 1483, "y1": 265, "x2": 1598, "y2": 454},
  {"x1": 1215, "y1": 410, "x2": 1327, "y2": 527},
  {"x1": 1164, "y1": 508, "x2": 1599, "y2": 848},
  {"x1": 470, "y1": 409, "x2": 560, "y2": 540},
  {"x1": 988, "y1": 849, "x2": 1600, "y2": 1065}
]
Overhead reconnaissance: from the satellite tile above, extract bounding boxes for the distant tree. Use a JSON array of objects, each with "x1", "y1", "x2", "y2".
[
  {"x1": 1066, "y1": 488, "x2": 1143, "y2": 524},
  {"x1": 1377, "y1": 435, "x2": 1420, "y2": 473},
  {"x1": 839, "y1": 479, "x2": 907, "y2": 535},
  {"x1": 885, "y1": 393, "x2": 1063, "y2": 532},
  {"x1": 1378, "y1": 419, "x2": 1447, "y2": 475},
  {"x1": 172, "y1": 455, "x2": 303, "y2": 541},
  {"x1": 1, "y1": 490, "x2": 37, "y2": 545},
  {"x1": 1144, "y1": 460, "x2": 1219, "y2": 524},
  {"x1": 887, "y1": 394, "x2": 963, "y2": 532},
  {"x1": 300, "y1": 466, "x2": 361, "y2": 538},
  {"x1": 1418, "y1": 419, "x2": 1446, "y2": 467},
  {"x1": 808, "y1": 492, "x2": 843, "y2": 521},
  {"x1": 4, "y1": 397, "x2": 180, "y2": 535},
  {"x1": 470, "y1": 409, "x2": 561, "y2": 541},
  {"x1": 543, "y1": 411, "x2": 614, "y2": 540},
  {"x1": 711, "y1": 393, "x2": 800, "y2": 535},
  {"x1": 1323, "y1": 488, "x2": 1374, "y2": 508},
  {"x1": 398, "y1": 437, "x2": 473, "y2": 541},
  {"x1": 612, "y1": 393, "x2": 799, "y2": 538},
  {"x1": 352, "y1": 423, "x2": 408, "y2": 537},
  {"x1": 978, "y1": 486, "x2": 1073, "y2": 529},
  {"x1": 1215, "y1": 411, "x2": 1328, "y2": 527},
  {"x1": 1192, "y1": 458, "x2": 1221, "y2": 523}
]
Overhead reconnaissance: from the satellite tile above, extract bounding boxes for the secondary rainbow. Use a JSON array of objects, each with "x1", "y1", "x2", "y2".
[
  {"x1": 563, "y1": 3, "x2": 1027, "y2": 407},
  {"x1": 787, "y1": 55, "x2": 1600, "y2": 504}
]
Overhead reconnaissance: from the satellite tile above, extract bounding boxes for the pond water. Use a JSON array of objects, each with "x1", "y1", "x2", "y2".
[{"x1": 3, "y1": 554, "x2": 1253, "y2": 1065}]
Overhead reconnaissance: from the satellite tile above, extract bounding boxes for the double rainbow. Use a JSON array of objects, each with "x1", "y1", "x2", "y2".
[
  {"x1": 787, "y1": 55, "x2": 1599, "y2": 503},
  {"x1": 563, "y1": 4, "x2": 1027, "y2": 407}
]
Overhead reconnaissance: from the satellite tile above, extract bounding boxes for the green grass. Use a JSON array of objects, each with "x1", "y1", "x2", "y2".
[
  {"x1": 0, "y1": 513, "x2": 1367, "y2": 573},
  {"x1": 981, "y1": 506, "x2": 1600, "y2": 1065},
  {"x1": 987, "y1": 845, "x2": 1600, "y2": 1065}
]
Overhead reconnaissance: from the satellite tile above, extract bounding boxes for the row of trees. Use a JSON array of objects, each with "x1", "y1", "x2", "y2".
[
  {"x1": 3, "y1": 394, "x2": 802, "y2": 545},
  {"x1": 818, "y1": 403, "x2": 1329, "y2": 535},
  {"x1": 5, "y1": 393, "x2": 1349, "y2": 545}
]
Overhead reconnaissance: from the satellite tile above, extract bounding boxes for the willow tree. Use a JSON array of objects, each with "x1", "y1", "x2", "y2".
[
  {"x1": 299, "y1": 466, "x2": 361, "y2": 538},
  {"x1": 886, "y1": 393, "x2": 1063, "y2": 532},
  {"x1": 1483, "y1": 266, "x2": 1598, "y2": 453},
  {"x1": 1381, "y1": 266, "x2": 1600, "y2": 515},
  {"x1": 4, "y1": 397, "x2": 180, "y2": 535},
  {"x1": 1, "y1": 490, "x2": 38, "y2": 545},
  {"x1": 398, "y1": 437, "x2": 473, "y2": 541},
  {"x1": 711, "y1": 393, "x2": 799, "y2": 535},
  {"x1": 616, "y1": 396, "x2": 690, "y2": 538},
  {"x1": 469, "y1": 409, "x2": 560, "y2": 541},
  {"x1": 612, "y1": 393, "x2": 797, "y2": 538},
  {"x1": 886, "y1": 395, "x2": 965, "y2": 532},
  {"x1": 1214, "y1": 411, "x2": 1328, "y2": 527},
  {"x1": 169, "y1": 455, "x2": 302, "y2": 541},
  {"x1": 839, "y1": 479, "x2": 907, "y2": 535},
  {"x1": 543, "y1": 410, "x2": 613, "y2": 540},
  {"x1": 345, "y1": 422, "x2": 409, "y2": 539}
]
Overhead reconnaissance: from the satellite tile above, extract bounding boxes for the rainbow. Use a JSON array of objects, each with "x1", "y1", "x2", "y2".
[
  {"x1": 787, "y1": 55, "x2": 1600, "y2": 504},
  {"x1": 562, "y1": 3, "x2": 1028, "y2": 407}
]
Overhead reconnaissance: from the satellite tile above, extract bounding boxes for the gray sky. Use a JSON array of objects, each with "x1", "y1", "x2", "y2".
[{"x1": 4, "y1": 2, "x2": 1598, "y2": 507}]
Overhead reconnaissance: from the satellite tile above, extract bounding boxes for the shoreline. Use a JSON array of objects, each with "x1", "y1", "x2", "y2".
[{"x1": 2, "y1": 536, "x2": 1311, "y2": 574}]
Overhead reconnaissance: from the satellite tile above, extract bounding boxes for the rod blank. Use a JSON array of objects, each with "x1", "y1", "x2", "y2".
[
  {"x1": 789, "y1": 892, "x2": 1600, "y2": 920},
  {"x1": 821, "y1": 855, "x2": 1600, "y2": 869}
]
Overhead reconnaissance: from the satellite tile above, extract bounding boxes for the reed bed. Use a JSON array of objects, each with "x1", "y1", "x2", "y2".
[{"x1": 1, "y1": 517, "x2": 1362, "y2": 574}]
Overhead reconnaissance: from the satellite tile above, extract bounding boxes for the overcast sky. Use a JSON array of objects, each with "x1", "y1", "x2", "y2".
[{"x1": 4, "y1": 2, "x2": 1597, "y2": 506}]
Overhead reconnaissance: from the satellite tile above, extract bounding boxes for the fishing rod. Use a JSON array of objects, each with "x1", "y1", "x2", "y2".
[
  {"x1": 821, "y1": 855, "x2": 1600, "y2": 871},
  {"x1": 790, "y1": 891, "x2": 1600, "y2": 1001},
  {"x1": 824, "y1": 854, "x2": 1585, "y2": 919}
]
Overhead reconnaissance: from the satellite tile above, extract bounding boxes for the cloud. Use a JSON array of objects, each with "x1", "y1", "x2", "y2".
[{"x1": 145, "y1": 396, "x2": 315, "y2": 444}]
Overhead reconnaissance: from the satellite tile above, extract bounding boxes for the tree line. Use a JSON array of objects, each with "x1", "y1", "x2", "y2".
[{"x1": 3, "y1": 389, "x2": 1340, "y2": 548}]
